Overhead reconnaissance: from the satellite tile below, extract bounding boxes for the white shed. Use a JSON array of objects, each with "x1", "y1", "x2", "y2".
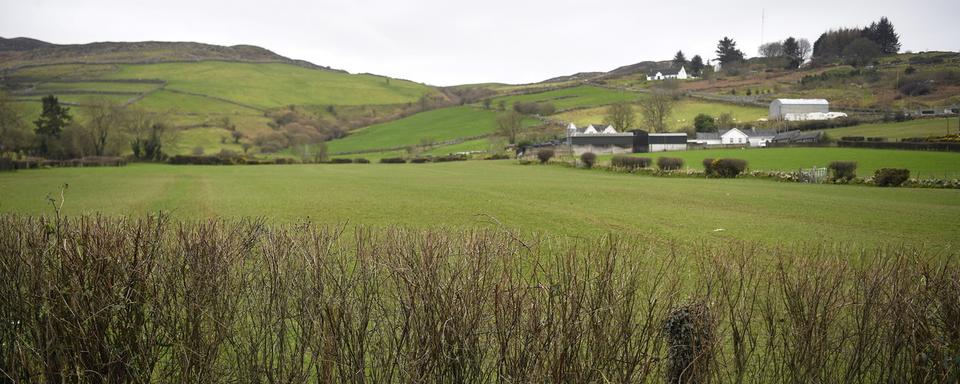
[{"x1": 769, "y1": 99, "x2": 829, "y2": 120}]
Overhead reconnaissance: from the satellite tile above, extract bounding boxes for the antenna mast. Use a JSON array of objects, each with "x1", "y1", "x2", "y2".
[{"x1": 760, "y1": 8, "x2": 765, "y2": 45}]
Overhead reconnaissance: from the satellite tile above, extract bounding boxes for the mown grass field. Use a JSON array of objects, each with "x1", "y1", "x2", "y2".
[
  {"x1": 613, "y1": 147, "x2": 960, "y2": 177},
  {"x1": 1, "y1": 161, "x2": 957, "y2": 247},
  {"x1": 490, "y1": 85, "x2": 640, "y2": 111},
  {"x1": 326, "y1": 106, "x2": 536, "y2": 153},
  {"x1": 818, "y1": 117, "x2": 960, "y2": 140},
  {"x1": 552, "y1": 99, "x2": 768, "y2": 130}
]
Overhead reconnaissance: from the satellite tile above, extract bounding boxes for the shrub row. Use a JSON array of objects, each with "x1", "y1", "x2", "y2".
[
  {"x1": 838, "y1": 140, "x2": 960, "y2": 152},
  {"x1": 380, "y1": 157, "x2": 407, "y2": 163},
  {"x1": 3, "y1": 156, "x2": 127, "y2": 170},
  {"x1": 168, "y1": 155, "x2": 298, "y2": 165},
  {"x1": 611, "y1": 155, "x2": 651, "y2": 169},
  {"x1": 787, "y1": 117, "x2": 860, "y2": 131},
  {"x1": 656, "y1": 157, "x2": 684, "y2": 171},
  {"x1": 874, "y1": 168, "x2": 910, "y2": 187},
  {"x1": 828, "y1": 161, "x2": 858, "y2": 181},
  {"x1": 1, "y1": 215, "x2": 957, "y2": 383}
]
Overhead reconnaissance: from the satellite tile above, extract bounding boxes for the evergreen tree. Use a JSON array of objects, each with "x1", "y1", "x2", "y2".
[
  {"x1": 866, "y1": 17, "x2": 900, "y2": 54},
  {"x1": 672, "y1": 50, "x2": 687, "y2": 68},
  {"x1": 689, "y1": 55, "x2": 704, "y2": 76},
  {"x1": 33, "y1": 95, "x2": 71, "y2": 156},
  {"x1": 716, "y1": 37, "x2": 745, "y2": 65},
  {"x1": 782, "y1": 37, "x2": 802, "y2": 69}
]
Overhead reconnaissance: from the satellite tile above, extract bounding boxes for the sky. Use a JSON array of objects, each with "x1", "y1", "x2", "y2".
[{"x1": 1, "y1": 0, "x2": 957, "y2": 86}]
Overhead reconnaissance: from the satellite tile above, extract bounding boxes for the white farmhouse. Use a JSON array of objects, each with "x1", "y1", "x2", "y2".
[
  {"x1": 647, "y1": 66, "x2": 689, "y2": 81},
  {"x1": 691, "y1": 128, "x2": 777, "y2": 147}
]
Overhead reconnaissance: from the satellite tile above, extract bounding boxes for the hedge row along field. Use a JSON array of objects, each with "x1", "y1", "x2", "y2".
[{"x1": 1, "y1": 215, "x2": 957, "y2": 383}]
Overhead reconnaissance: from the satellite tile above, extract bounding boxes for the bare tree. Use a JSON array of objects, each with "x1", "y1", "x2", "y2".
[
  {"x1": 496, "y1": 111, "x2": 523, "y2": 144},
  {"x1": 639, "y1": 92, "x2": 675, "y2": 133},
  {"x1": 798, "y1": 38, "x2": 812, "y2": 63},
  {"x1": 84, "y1": 97, "x2": 125, "y2": 156},
  {"x1": 0, "y1": 91, "x2": 32, "y2": 152},
  {"x1": 758, "y1": 42, "x2": 783, "y2": 58},
  {"x1": 602, "y1": 102, "x2": 636, "y2": 131}
]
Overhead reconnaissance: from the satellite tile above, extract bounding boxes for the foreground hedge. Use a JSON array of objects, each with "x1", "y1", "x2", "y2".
[{"x1": 0, "y1": 215, "x2": 957, "y2": 383}]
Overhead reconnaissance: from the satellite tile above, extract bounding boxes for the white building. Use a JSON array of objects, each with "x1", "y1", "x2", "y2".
[
  {"x1": 691, "y1": 128, "x2": 777, "y2": 147},
  {"x1": 647, "y1": 66, "x2": 689, "y2": 81},
  {"x1": 769, "y1": 99, "x2": 836, "y2": 121}
]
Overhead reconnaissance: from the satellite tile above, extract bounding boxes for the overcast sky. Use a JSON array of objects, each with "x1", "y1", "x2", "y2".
[{"x1": 2, "y1": 0, "x2": 957, "y2": 86}]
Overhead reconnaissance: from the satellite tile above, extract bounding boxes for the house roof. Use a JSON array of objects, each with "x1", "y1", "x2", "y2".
[
  {"x1": 773, "y1": 98, "x2": 829, "y2": 105},
  {"x1": 651, "y1": 68, "x2": 680, "y2": 76}
]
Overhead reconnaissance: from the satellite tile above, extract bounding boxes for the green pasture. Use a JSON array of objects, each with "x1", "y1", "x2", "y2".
[
  {"x1": 327, "y1": 106, "x2": 536, "y2": 154},
  {"x1": 553, "y1": 99, "x2": 768, "y2": 130},
  {"x1": 0, "y1": 162, "x2": 957, "y2": 247},
  {"x1": 136, "y1": 89, "x2": 262, "y2": 115},
  {"x1": 490, "y1": 85, "x2": 640, "y2": 111},
  {"x1": 102, "y1": 62, "x2": 434, "y2": 108},
  {"x1": 33, "y1": 81, "x2": 160, "y2": 93},
  {"x1": 616, "y1": 147, "x2": 960, "y2": 178},
  {"x1": 818, "y1": 118, "x2": 960, "y2": 140}
]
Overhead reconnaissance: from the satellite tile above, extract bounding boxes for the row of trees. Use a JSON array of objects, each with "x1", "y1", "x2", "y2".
[
  {"x1": 812, "y1": 17, "x2": 900, "y2": 66},
  {"x1": 758, "y1": 37, "x2": 812, "y2": 69},
  {"x1": 0, "y1": 93, "x2": 175, "y2": 160},
  {"x1": 671, "y1": 51, "x2": 706, "y2": 76}
]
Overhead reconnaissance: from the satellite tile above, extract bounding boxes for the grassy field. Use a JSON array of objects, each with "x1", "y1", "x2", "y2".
[
  {"x1": 490, "y1": 85, "x2": 640, "y2": 111},
  {"x1": 614, "y1": 147, "x2": 960, "y2": 177},
  {"x1": 326, "y1": 106, "x2": 536, "y2": 154},
  {"x1": 32, "y1": 81, "x2": 161, "y2": 93},
  {"x1": 135, "y1": 89, "x2": 262, "y2": 115},
  {"x1": 1, "y1": 161, "x2": 957, "y2": 247},
  {"x1": 102, "y1": 62, "x2": 434, "y2": 108},
  {"x1": 553, "y1": 99, "x2": 768, "y2": 130},
  {"x1": 818, "y1": 118, "x2": 960, "y2": 140}
]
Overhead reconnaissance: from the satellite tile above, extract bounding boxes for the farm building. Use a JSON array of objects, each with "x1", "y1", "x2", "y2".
[
  {"x1": 647, "y1": 66, "x2": 689, "y2": 81},
  {"x1": 770, "y1": 130, "x2": 824, "y2": 144},
  {"x1": 769, "y1": 99, "x2": 833, "y2": 121},
  {"x1": 691, "y1": 128, "x2": 777, "y2": 147},
  {"x1": 566, "y1": 124, "x2": 687, "y2": 155}
]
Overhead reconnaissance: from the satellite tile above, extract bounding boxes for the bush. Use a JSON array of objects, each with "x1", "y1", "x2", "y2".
[
  {"x1": 828, "y1": 161, "x2": 858, "y2": 181},
  {"x1": 0, "y1": 158, "x2": 14, "y2": 172},
  {"x1": 579, "y1": 152, "x2": 597, "y2": 168},
  {"x1": 433, "y1": 154, "x2": 467, "y2": 162},
  {"x1": 702, "y1": 158, "x2": 715, "y2": 175},
  {"x1": 899, "y1": 80, "x2": 932, "y2": 96},
  {"x1": 709, "y1": 158, "x2": 748, "y2": 178},
  {"x1": 380, "y1": 157, "x2": 407, "y2": 164},
  {"x1": 841, "y1": 136, "x2": 865, "y2": 142},
  {"x1": 611, "y1": 155, "x2": 651, "y2": 169},
  {"x1": 485, "y1": 153, "x2": 511, "y2": 160},
  {"x1": 329, "y1": 158, "x2": 353, "y2": 164},
  {"x1": 874, "y1": 168, "x2": 910, "y2": 187},
  {"x1": 410, "y1": 157, "x2": 431, "y2": 163},
  {"x1": 168, "y1": 155, "x2": 225, "y2": 165},
  {"x1": 353, "y1": 158, "x2": 370, "y2": 164},
  {"x1": 657, "y1": 157, "x2": 684, "y2": 171},
  {"x1": 537, "y1": 149, "x2": 555, "y2": 164}
]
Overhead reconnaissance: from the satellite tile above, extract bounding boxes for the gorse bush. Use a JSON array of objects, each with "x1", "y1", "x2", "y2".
[
  {"x1": 0, "y1": 215, "x2": 957, "y2": 383},
  {"x1": 580, "y1": 152, "x2": 597, "y2": 168},
  {"x1": 708, "y1": 158, "x2": 748, "y2": 178},
  {"x1": 657, "y1": 157, "x2": 684, "y2": 171},
  {"x1": 874, "y1": 168, "x2": 910, "y2": 187},
  {"x1": 612, "y1": 155, "x2": 651, "y2": 169},
  {"x1": 828, "y1": 161, "x2": 858, "y2": 180},
  {"x1": 537, "y1": 149, "x2": 554, "y2": 164}
]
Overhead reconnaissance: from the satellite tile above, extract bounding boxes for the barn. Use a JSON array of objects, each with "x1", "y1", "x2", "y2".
[
  {"x1": 769, "y1": 99, "x2": 829, "y2": 120},
  {"x1": 566, "y1": 124, "x2": 687, "y2": 155}
]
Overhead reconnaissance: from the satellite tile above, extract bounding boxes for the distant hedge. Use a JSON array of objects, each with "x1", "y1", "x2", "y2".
[
  {"x1": 580, "y1": 152, "x2": 597, "y2": 168},
  {"x1": 828, "y1": 161, "x2": 858, "y2": 181},
  {"x1": 657, "y1": 157, "x2": 684, "y2": 171},
  {"x1": 706, "y1": 158, "x2": 748, "y2": 178},
  {"x1": 612, "y1": 155, "x2": 651, "y2": 169},
  {"x1": 874, "y1": 168, "x2": 910, "y2": 187},
  {"x1": 380, "y1": 157, "x2": 407, "y2": 164}
]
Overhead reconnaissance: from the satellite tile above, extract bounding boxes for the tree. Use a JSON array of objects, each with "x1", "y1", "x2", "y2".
[
  {"x1": 843, "y1": 38, "x2": 882, "y2": 67},
  {"x1": 798, "y1": 38, "x2": 812, "y2": 63},
  {"x1": 128, "y1": 108, "x2": 175, "y2": 161},
  {"x1": 672, "y1": 50, "x2": 687, "y2": 68},
  {"x1": 689, "y1": 55, "x2": 704, "y2": 76},
  {"x1": 602, "y1": 102, "x2": 636, "y2": 131},
  {"x1": 496, "y1": 111, "x2": 523, "y2": 144},
  {"x1": 693, "y1": 114, "x2": 716, "y2": 132},
  {"x1": 758, "y1": 42, "x2": 783, "y2": 58},
  {"x1": 0, "y1": 91, "x2": 32, "y2": 153},
  {"x1": 638, "y1": 91, "x2": 675, "y2": 133},
  {"x1": 482, "y1": 99, "x2": 492, "y2": 109},
  {"x1": 782, "y1": 37, "x2": 802, "y2": 69},
  {"x1": 34, "y1": 95, "x2": 72, "y2": 156},
  {"x1": 866, "y1": 17, "x2": 900, "y2": 54},
  {"x1": 717, "y1": 113, "x2": 734, "y2": 129},
  {"x1": 84, "y1": 97, "x2": 125, "y2": 156},
  {"x1": 716, "y1": 37, "x2": 745, "y2": 65}
]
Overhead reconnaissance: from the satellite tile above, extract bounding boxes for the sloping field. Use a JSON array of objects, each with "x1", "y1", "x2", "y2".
[
  {"x1": 490, "y1": 85, "x2": 640, "y2": 111},
  {"x1": 817, "y1": 118, "x2": 960, "y2": 140},
  {"x1": 326, "y1": 106, "x2": 536, "y2": 154},
  {"x1": 101, "y1": 62, "x2": 434, "y2": 108},
  {"x1": 0, "y1": 162, "x2": 957, "y2": 247},
  {"x1": 552, "y1": 99, "x2": 768, "y2": 130}
]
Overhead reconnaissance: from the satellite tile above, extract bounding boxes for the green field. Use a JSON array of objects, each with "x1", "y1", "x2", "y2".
[
  {"x1": 818, "y1": 118, "x2": 960, "y2": 140},
  {"x1": 617, "y1": 147, "x2": 960, "y2": 177},
  {"x1": 490, "y1": 85, "x2": 640, "y2": 111},
  {"x1": 327, "y1": 106, "x2": 535, "y2": 154},
  {"x1": 553, "y1": 99, "x2": 768, "y2": 130},
  {"x1": 33, "y1": 81, "x2": 161, "y2": 93},
  {"x1": 102, "y1": 62, "x2": 434, "y2": 108},
  {"x1": 1, "y1": 162, "x2": 957, "y2": 247}
]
